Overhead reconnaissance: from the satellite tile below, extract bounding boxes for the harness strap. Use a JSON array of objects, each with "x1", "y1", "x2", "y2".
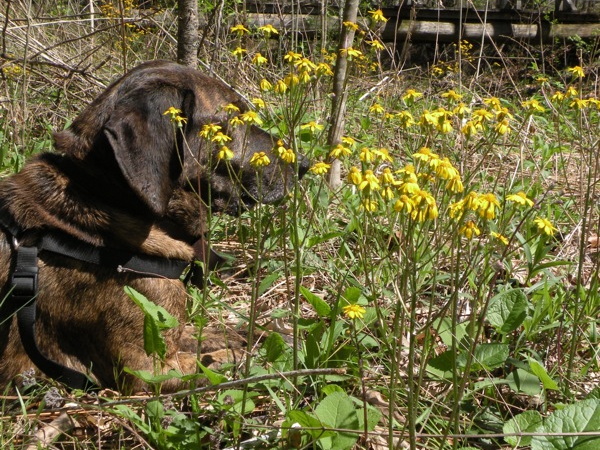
[
  {"x1": 39, "y1": 232, "x2": 190, "y2": 278},
  {"x1": 0, "y1": 212, "x2": 193, "y2": 391},
  {"x1": 12, "y1": 245, "x2": 98, "y2": 391}
]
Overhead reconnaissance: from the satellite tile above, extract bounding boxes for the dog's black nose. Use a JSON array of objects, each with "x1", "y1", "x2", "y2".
[{"x1": 297, "y1": 154, "x2": 310, "y2": 179}]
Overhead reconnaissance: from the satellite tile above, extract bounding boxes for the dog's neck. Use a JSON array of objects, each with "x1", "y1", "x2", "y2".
[{"x1": 0, "y1": 153, "x2": 196, "y2": 262}]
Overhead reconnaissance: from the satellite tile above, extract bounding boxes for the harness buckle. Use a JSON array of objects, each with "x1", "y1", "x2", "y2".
[{"x1": 11, "y1": 246, "x2": 39, "y2": 301}]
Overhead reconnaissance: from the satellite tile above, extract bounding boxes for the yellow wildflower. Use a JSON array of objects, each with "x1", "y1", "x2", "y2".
[
  {"x1": 567, "y1": 65, "x2": 585, "y2": 79},
  {"x1": 367, "y1": 40, "x2": 385, "y2": 51},
  {"x1": 413, "y1": 147, "x2": 439, "y2": 163},
  {"x1": 217, "y1": 146, "x2": 234, "y2": 161},
  {"x1": 211, "y1": 131, "x2": 232, "y2": 145},
  {"x1": 534, "y1": 217, "x2": 557, "y2": 236},
  {"x1": 310, "y1": 162, "x2": 331, "y2": 175},
  {"x1": 163, "y1": 107, "x2": 187, "y2": 127},
  {"x1": 257, "y1": 24, "x2": 279, "y2": 37},
  {"x1": 229, "y1": 116, "x2": 244, "y2": 127},
  {"x1": 506, "y1": 191, "x2": 534, "y2": 207},
  {"x1": 230, "y1": 24, "x2": 250, "y2": 35},
  {"x1": 359, "y1": 170, "x2": 381, "y2": 191},
  {"x1": 483, "y1": 97, "x2": 502, "y2": 110},
  {"x1": 251, "y1": 98, "x2": 266, "y2": 109},
  {"x1": 250, "y1": 152, "x2": 271, "y2": 167},
  {"x1": 490, "y1": 231, "x2": 509, "y2": 245},
  {"x1": 521, "y1": 99, "x2": 546, "y2": 113},
  {"x1": 373, "y1": 148, "x2": 393, "y2": 162},
  {"x1": 461, "y1": 120, "x2": 482, "y2": 137},
  {"x1": 341, "y1": 136, "x2": 356, "y2": 147},
  {"x1": 340, "y1": 47, "x2": 363, "y2": 59},
  {"x1": 231, "y1": 46, "x2": 247, "y2": 59},
  {"x1": 369, "y1": 103, "x2": 385, "y2": 114},
  {"x1": 380, "y1": 167, "x2": 396, "y2": 185},
  {"x1": 403, "y1": 89, "x2": 423, "y2": 104},
  {"x1": 240, "y1": 111, "x2": 263, "y2": 125},
  {"x1": 394, "y1": 195, "x2": 415, "y2": 213},
  {"x1": 361, "y1": 199, "x2": 378, "y2": 212},
  {"x1": 274, "y1": 79, "x2": 288, "y2": 94},
  {"x1": 570, "y1": 98, "x2": 590, "y2": 109},
  {"x1": 284, "y1": 51, "x2": 302, "y2": 63},
  {"x1": 495, "y1": 118, "x2": 511, "y2": 135},
  {"x1": 472, "y1": 108, "x2": 494, "y2": 122},
  {"x1": 453, "y1": 102, "x2": 471, "y2": 117},
  {"x1": 477, "y1": 193, "x2": 500, "y2": 220},
  {"x1": 566, "y1": 86, "x2": 578, "y2": 97},
  {"x1": 223, "y1": 103, "x2": 240, "y2": 114},
  {"x1": 460, "y1": 221, "x2": 481, "y2": 239},
  {"x1": 252, "y1": 52, "x2": 268, "y2": 65},
  {"x1": 300, "y1": 121, "x2": 324, "y2": 134},
  {"x1": 441, "y1": 89, "x2": 463, "y2": 102},
  {"x1": 329, "y1": 144, "x2": 352, "y2": 159},
  {"x1": 359, "y1": 147, "x2": 375, "y2": 164},
  {"x1": 259, "y1": 79, "x2": 273, "y2": 91},
  {"x1": 343, "y1": 21, "x2": 359, "y2": 31},
  {"x1": 368, "y1": 9, "x2": 388, "y2": 23},
  {"x1": 199, "y1": 123, "x2": 222, "y2": 138},
  {"x1": 396, "y1": 110, "x2": 416, "y2": 128},
  {"x1": 348, "y1": 167, "x2": 363, "y2": 186},
  {"x1": 343, "y1": 304, "x2": 366, "y2": 320}
]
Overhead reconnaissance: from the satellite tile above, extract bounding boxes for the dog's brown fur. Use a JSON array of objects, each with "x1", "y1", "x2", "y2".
[{"x1": 0, "y1": 61, "x2": 307, "y2": 392}]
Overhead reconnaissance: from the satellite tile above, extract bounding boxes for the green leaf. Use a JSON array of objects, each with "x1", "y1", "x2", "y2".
[
  {"x1": 487, "y1": 288, "x2": 528, "y2": 334},
  {"x1": 315, "y1": 392, "x2": 359, "y2": 450},
  {"x1": 300, "y1": 286, "x2": 331, "y2": 317},
  {"x1": 458, "y1": 343, "x2": 509, "y2": 372},
  {"x1": 262, "y1": 332, "x2": 289, "y2": 363},
  {"x1": 503, "y1": 410, "x2": 544, "y2": 447},
  {"x1": 341, "y1": 286, "x2": 363, "y2": 304},
  {"x1": 198, "y1": 363, "x2": 228, "y2": 385},
  {"x1": 357, "y1": 403, "x2": 382, "y2": 432},
  {"x1": 287, "y1": 410, "x2": 335, "y2": 440},
  {"x1": 506, "y1": 368, "x2": 542, "y2": 396},
  {"x1": 123, "y1": 368, "x2": 183, "y2": 385},
  {"x1": 125, "y1": 286, "x2": 179, "y2": 329},
  {"x1": 125, "y1": 287, "x2": 179, "y2": 359},
  {"x1": 528, "y1": 357, "x2": 559, "y2": 390},
  {"x1": 143, "y1": 314, "x2": 166, "y2": 358},
  {"x1": 532, "y1": 399, "x2": 600, "y2": 450},
  {"x1": 258, "y1": 272, "x2": 280, "y2": 297}
]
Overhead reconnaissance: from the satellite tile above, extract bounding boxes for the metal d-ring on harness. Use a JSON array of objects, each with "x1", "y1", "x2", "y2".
[{"x1": 0, "y1": 211, "x2": 192, "y2": 391}]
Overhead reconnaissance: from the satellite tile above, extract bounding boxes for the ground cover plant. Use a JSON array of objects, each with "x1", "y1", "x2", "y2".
[{"x1": 2, "y1": 0, "x2": 600, "y2": 448}]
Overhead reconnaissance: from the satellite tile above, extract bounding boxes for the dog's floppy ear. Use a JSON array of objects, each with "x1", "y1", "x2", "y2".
[{"x1": 103, "y1": 91, "x2": 185, "y2": 216}]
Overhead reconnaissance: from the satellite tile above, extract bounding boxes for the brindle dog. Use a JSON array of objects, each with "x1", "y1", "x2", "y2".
[{"x1": 0, "y1": 61, "x2": 308, "y2": 392}]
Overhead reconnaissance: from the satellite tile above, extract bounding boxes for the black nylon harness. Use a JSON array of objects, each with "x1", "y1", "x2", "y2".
[{"x1": 0, "y1": 213, "x2": 192, "y2": 391}]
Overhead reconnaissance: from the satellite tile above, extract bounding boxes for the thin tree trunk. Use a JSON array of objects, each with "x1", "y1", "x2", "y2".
[
  {"x1": 177, "y1": 0, "x2": 198, "y2": 67},
  {"x1": 326, "y1": 0, "x2": 360, "y2": 190}
]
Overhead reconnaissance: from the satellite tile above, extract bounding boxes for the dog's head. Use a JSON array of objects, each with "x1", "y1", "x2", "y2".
[{"x1": 54, "y1": 60, "x2": 309, "y2": 218}]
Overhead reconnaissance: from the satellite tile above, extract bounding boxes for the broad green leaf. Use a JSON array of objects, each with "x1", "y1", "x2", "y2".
[
  {"x1": 262, "y1": 332, "x2": 289, "y2": 363},
  {"x1": 487, "y1": 288, "x2": 528, "y2": 334},
  {"x1": 287, "y1": 410, "x2": 335, "y2": 440},
  {"x1": 458, "y1": 343, "x2": 509, "y2": 372},
  {"x1": 503, "y1": 410, "x2": 543, "y2": 447},
  {"x1": 341, "y1": 286, "x2": 363, "y2": 304},
  {"x1": 532, "y1": 399, "x2": 600, "y2": 450},
  {"x1": 528, "y1": 358, "x2": 559, "y2": 390},
  {"x1": 123, "y1": 368, "x2": 183, "y2": 385},
  {"x1": 300, "y1": 286, "x2": 331, "y2": 317},
  {"x1": 427, "y1": 350, "x2": 456, "y2": 375},
  {"x1": 143, "y1": 314, "x2": 166, "y2": 358},
  {"x1": 125, "y1": 286, "x2": 179, "y2": 329},
  {"x1": 198, "y1": 363, "x2": 228, "y2": 385},
  {"x1": 315, "y1": 392, "x2": 359, "y2": 450},
  {"x1": 258, "y1": 272, "x2": 280, "y2": 297},
  {"x1": 506, "y1": 368, "x2": 542, "y2": 396},
  {"x1": 357, "y1": 403, "x2": 382, "y2": 432}
]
